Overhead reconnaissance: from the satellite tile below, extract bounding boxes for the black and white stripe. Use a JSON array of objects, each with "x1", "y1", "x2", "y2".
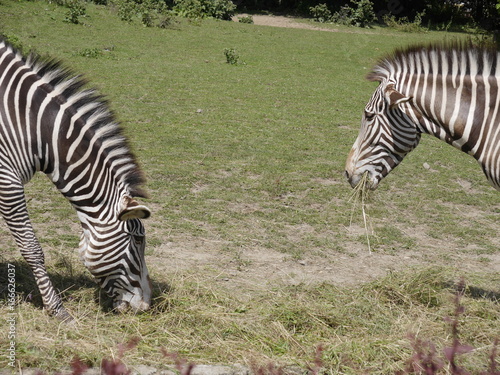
[
  {"x1": 0, "y1": 39, "x2": 151, "y2": 321},
  {"x1": 345, "y1": 42, "x2": 500, "y2": 191}
]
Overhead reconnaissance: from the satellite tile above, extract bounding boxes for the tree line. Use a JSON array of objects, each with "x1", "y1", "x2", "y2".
[{"x1": 237, "y1": 0, "x2": 500, "y2": 31}]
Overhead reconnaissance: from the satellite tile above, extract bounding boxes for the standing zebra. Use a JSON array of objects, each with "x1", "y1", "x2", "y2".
[
  {"x1": 345, "y1": 42, "x2": 500, "y2": 192},
  {"x1": 0, "y1": 39, "x2": 151, "y2": 321}
]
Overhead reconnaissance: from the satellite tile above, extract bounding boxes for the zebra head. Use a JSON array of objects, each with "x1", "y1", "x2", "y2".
[
  {"x1": 345, "y1": 80, "x2": 421, "y2": 190},
  {"x1": 79, "y1": 195, "x2": 152, "y2": 313}
]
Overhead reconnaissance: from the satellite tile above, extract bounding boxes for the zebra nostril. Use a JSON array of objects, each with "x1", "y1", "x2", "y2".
[
  {"x1": 115, "y1": 300, "x2": 130, "y2": 313},
  {"x1": 139, "y1": 301, "x2": 150, "y2": 311},
  {"x1": 344, "y1": 170, "x2": 350, "y2": 179}
]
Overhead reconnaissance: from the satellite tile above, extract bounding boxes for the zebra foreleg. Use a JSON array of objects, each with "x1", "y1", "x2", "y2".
[
  {"x1": 0, "y1": 175, "x2": 73, "y2": 322},
  {"x1": 25, "y1": 250, "x2": 73, "y2": 322}
]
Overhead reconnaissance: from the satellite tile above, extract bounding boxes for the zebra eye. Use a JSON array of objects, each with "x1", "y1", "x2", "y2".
[
  {"x1": 364, "y1": 111, "x2": 375, "y2": 121},
  {"x1": 133, "y1": 235, "x2": 143, "y2": 245}
]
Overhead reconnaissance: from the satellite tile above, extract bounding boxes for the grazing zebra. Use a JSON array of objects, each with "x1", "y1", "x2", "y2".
[
  {"x1": 345, "y1": 41, "x2": 500, "y2": 192},
  {"x1": 0, "y1": 39, "x2": 151, "y2": 321}
]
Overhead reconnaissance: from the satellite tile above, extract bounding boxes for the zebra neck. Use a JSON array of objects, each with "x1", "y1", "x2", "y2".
[
  {"x1": 400, "y1": 74, "x2": 495, "y2": 158},
  {"x1": 399, "y1": 73, "x2": 500, "y2": 188}
]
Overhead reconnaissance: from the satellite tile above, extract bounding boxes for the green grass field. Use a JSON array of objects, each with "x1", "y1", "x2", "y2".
[{"x1": 0, "y1": 1, "x2": 499, "y2": 373}]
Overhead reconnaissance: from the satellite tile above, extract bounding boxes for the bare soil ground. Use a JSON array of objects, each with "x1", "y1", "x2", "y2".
[
  {"x1": 232, "y1": 13, "x2": 341, "y2": 32},
  {"x1": 149, "y1": 221, "x2": 500, "y2": 298}
]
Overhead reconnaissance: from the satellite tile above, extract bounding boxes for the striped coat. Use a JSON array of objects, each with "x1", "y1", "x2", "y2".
[
  {"x1": 0, "y1": 39, "x2": 151, "y2": 321},
  {"x1": 345, "y1": 42, "x2": 500, "y2": 191}
]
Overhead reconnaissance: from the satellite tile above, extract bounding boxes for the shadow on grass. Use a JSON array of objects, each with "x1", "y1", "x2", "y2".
[
  {"x1": 463, "y1": 284, "x2": 500, "y2": 303},
  {"x1": 0, "y1": 258, "x2": 98, "y2": 310},
  {"x1": 0, "y1": 258, "x2": 172, "y2": 314},
  {"x1": 441, "y1": 280, "x2": 500, "y2": 303}
]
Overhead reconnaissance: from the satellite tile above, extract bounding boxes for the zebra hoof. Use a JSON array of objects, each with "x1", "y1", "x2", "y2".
[{"x1": 54, "y1": 308, "x2": 75, "y2": 324}]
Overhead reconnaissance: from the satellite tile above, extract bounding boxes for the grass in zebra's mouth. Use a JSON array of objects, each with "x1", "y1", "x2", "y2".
[{"x1": 348, "y1": 171, "x2": 375, "y2": 253}]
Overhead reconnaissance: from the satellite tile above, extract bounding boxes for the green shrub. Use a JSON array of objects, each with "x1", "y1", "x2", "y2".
[
  {"x1": 111, "y1": 0, "x2": 137, "y2": 22},
  {"x1": 309, "y1": 3, "x2": 331, "y2": 23},
  {"x1": 173, "y1": 0, "x2": 235, "y2": 20},
  {"x1": 157, "y1": 11, "x2": 177, "y2": 28},
  {"x1": 64, "y1": 0, "x2": 87, "y2": 24},
  {"x1": 110, "y1": 0, "x2": 176, "y2": 27},
  {"x1": 76, "y1": 47, "x2": 103, "y2": 58},
  {"x1": 224, "y1": 47, "x2": 239, "y2": 65},
  {"x1": 331, "y1": 4, "x2": 352, "y2": 25},
  {"x1": 383, "y1": 10, "x2": 427, "y2": 33},
  {"x1": 331, "y1": 0, "x2": 375, "y2": 28},
  {"x1": 173, "y1": 0, "x2": 203, "y2": 19},
  {"x1": 208, "y1": 0, "x2": 235, "y2": 20},
  {"x1": 350, "y1": 0, "x2": 375, "y2": 27},
  {"x1": 238, "y1": 15, "x2": 253, "y2": 23}
]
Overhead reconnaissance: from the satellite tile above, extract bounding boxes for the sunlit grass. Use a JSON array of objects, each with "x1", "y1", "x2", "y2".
[{"x1": 0, "y1": 0, "x2": 498, "y2": 372}]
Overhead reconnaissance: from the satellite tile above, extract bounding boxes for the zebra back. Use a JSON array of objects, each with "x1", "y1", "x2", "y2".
[{"x1": 0, "y1": 39, "x2": 147, "y2": 201}]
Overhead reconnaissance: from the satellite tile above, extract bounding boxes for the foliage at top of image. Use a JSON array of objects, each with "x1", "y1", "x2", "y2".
[
  {"x1": 383, "y1": 10, "x2": 428, "y2": 33},
  {"x1": 310, "y1": 0, "x2": 376, "y2": 28},
  {"x1": 173, "y1": 0, "x2": 236, "y2": 20},
  {"x1": 1, "y1": 0, "x2": 499, "y2": 373},
  {"x1": 108, "y1": 0, "x2": 235, "y2": 23},
  {"x1": 47, "y1": 0, "x2": 88, "y2": 24},
  {"x1": 109, "y1": 0, "x2": 178, "y2": 27},
  {"x1": 63, "y1": 0, "x2": 87, "y2": 24},
  {"x1": 308, "y1": 0, "x2": 500, "y2": 33},
  {"x1": 52, "y1": 0, "x2": 236, "y2": 27}
]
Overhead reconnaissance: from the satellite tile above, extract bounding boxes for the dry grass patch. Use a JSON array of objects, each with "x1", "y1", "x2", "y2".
[{"x1": 2, "y1": 260, "x2": 498, "y2": 373}]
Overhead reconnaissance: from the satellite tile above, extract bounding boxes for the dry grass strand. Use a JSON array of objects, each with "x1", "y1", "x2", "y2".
[{"x1": 348, "y1": 172, "x2": 374, "y2": 253}]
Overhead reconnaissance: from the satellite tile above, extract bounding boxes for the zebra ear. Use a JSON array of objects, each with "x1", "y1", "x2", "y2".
[
  {"x1": 385, "y1": 84, "x2": 411, "y2": 109},
  {"x1": 118, "y1": 196, "x2": 151, "y2": 221}
]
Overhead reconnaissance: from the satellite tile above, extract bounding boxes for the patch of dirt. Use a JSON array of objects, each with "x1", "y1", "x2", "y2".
[
  {"x1": 149, "y1": 221, "x2": 499, "y2": 296},
  {"x1": 232, "y1": 14, "x2": 341, "y2": 32}
]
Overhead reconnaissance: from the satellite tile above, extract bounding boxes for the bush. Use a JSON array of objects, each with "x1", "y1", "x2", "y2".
[
  {"x1": 383, "y1": 10, "x2": 427, "y2": 33},
  {"x1": 208, "y1": 0, "x2": 236, "y2": 20},
  {"x1": 238, "y1": 15, "x2": 253, "y2": 23},
  {"x1": 111, "y1": 0, "x2": 137, "y2": 22},
  {"x1": 330, "y1": 4, "x2": 352, "y2": 25},
  {"x1": 224, "y1": 47, "x2": 240, "y2": 65},
  {"x1": 309, "y1": 3, "x2": 331, "y2": 23},
  {"x1": 173, "y1": 0, "x2": 235, "y2": 20},
  {"x1": 109, "y1": 0, "x2": 177, "y2": 27},
  {"x1": 331, "y1": 0, "x2": 375, "y2": 28},
  {"x1": 157, "y1": 12, "x2": 178, "y2": 28},
  {"x1": 173, "y1": 0, "x2": 203, "y2": 19},
  {"x1": 350, "y1": 0, "x2": 375, "y2": 27},
  {"x1": 64, "y1": 0, "x2": 87, "y2": 24}
]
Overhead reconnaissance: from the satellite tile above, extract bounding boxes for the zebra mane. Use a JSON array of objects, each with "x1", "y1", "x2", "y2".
[
  {"x1": 367, "y1": 41, "x2": 500, "y2": 82},
  {"x1": 1, "y1": 38, "x2": 148, "y2": 199}
]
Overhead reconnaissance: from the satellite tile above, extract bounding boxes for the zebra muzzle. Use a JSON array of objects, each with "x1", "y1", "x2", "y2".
[
  {"x1": 344, "y1": 170, "x2": 363, "y2": 189},
  {"x1": 345, "y1": 170, "x2": 379, "y2": 190},
  {"x1": 115, "y1": 299, "x2": 151, "y2": 313}
]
